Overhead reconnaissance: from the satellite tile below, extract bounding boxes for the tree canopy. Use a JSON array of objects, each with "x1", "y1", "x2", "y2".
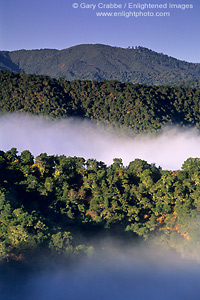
[
  {"x1": 1, "y1": 70, "x2": 200, "y2": 133},
  {"x1": 1, "y1": 148, "x2": 200, "y2": 262}
]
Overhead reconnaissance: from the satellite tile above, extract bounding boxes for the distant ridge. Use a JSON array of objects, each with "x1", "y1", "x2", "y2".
[{"x1": 0, "y1": 44, "x2": 200, "y2": 85}]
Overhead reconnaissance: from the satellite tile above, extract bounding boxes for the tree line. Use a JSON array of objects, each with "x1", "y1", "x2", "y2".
[
  {"x1": 1, "y1": 148, "x2": 200, "y2": 262},
  {"x1": 1, "y1": 70, "x2": 200, "y2": 132}
]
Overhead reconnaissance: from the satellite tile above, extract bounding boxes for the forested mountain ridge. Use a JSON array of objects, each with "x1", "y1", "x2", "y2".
[
  {"x1": 1, "y1": 44, "x2": 200, "y2": 85},
  {"x1": 1, "y1": 70, "x2": 200, "y2": 132}
]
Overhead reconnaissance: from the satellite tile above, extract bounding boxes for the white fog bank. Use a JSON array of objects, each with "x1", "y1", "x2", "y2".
[{"x1": 0, "y1": 113, "x2": 200, "y2": 170}]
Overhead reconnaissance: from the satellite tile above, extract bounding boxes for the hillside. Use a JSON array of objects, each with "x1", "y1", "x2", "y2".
[
  {"x1": 1, "y1": 70, "x2": 200, "y2": 132},
  {"x1": 1, "y1": 147, "x2": 200, "y2": 264},
  {"x1": 1, "y1": 44, "x2": 200, "y2": 85}
]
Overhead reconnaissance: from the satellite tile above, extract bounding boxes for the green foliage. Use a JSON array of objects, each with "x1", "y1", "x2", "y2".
[
  {"x1": 1, "y1": 70, "x2": 200, "y2": 133},
  {"x1": 1, "y1": 149, "x2": 200, "y2": 261},
  {"x1": 49, "y1": 232, "x2": 74, "y2": 254}
]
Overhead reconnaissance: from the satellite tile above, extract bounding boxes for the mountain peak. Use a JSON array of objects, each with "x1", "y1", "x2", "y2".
[{"x1": 0, "y1": 44, "x2": 199, "y2": 85}]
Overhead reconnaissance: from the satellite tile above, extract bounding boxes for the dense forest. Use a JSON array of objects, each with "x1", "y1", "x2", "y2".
[
  {"x1": 1, "y1": 67, "x2": 200, "y2": 265},
  {"x1": 1, "y1": 70, "x2": 200, "y2": 132},
  {"x1": 1, "y1": 148, "x2": 200, "y2": 263},
  {"x1": 1, "y1": 44, "x2": 200, "y2": 85}
]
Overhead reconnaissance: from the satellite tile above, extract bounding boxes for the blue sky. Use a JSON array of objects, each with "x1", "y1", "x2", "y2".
[{"x1": 0, "y1": 0, "x2": 199, "y2": 62}]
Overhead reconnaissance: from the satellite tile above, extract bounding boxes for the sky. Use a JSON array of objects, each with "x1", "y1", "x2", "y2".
[{"x1": 0, "y1": 0, "x2": 199, "y2": 63}]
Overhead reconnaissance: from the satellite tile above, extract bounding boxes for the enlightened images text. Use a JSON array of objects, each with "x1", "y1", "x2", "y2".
[{"x1": 78, "y1": 3, "x2": 193, "y2": 10}]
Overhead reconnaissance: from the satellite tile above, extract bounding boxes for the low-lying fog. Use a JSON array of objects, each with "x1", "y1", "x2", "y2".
[
  {"x1": 1, "y1": 242, "x2": 200, "y2": 300},
  {"x1": 1, "y1": 113, "x2": 200, "y2": 170}
]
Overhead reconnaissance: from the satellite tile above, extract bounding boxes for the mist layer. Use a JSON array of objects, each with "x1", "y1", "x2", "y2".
[
  {"x1": 1, "y1": 244, "x2": 200, "y2": 300},
  {"x1": 1, "y1": 113, "x2": 200, "y2": 170}
]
